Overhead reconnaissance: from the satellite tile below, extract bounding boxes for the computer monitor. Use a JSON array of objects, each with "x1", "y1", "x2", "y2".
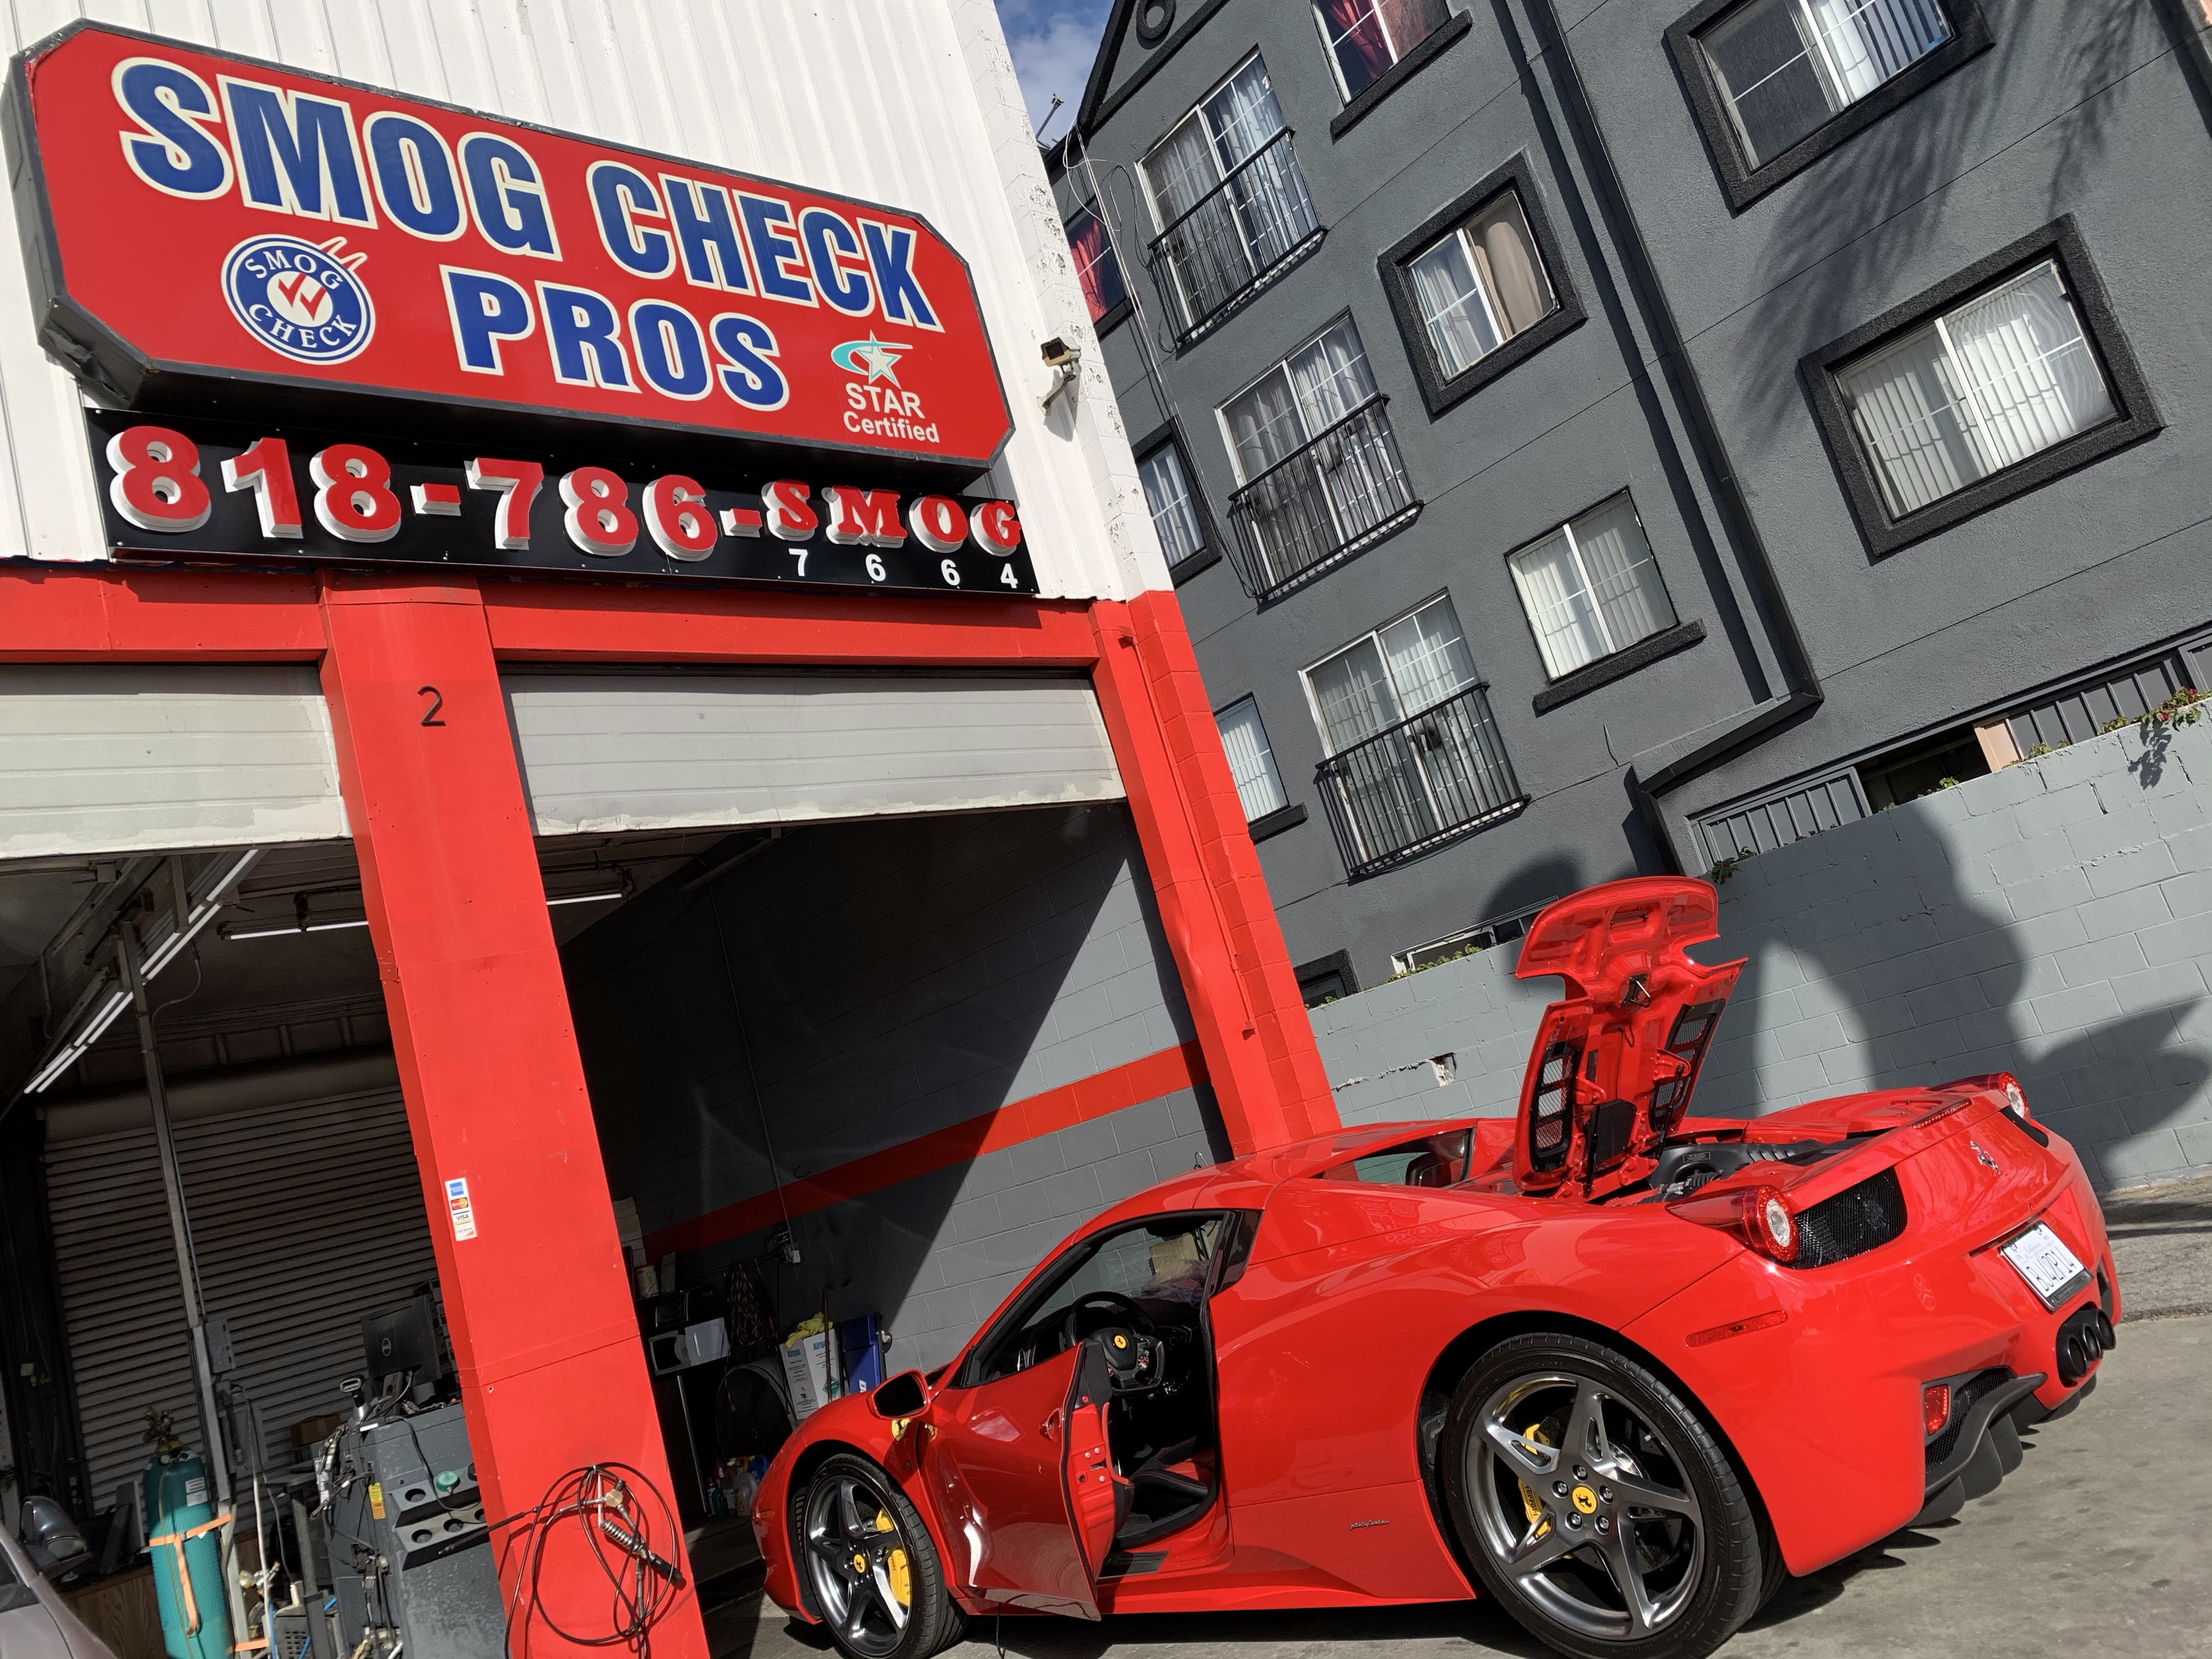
[{"x1": 360, "y1": 1296, "x2": 441, "y2": 1386}]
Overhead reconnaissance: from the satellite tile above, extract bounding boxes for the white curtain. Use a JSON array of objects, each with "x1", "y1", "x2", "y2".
[
  {"x1": 1409, "y1": 236, "x2": 1498, "y2": 376},
  {"x1": 1144, "y1": 116, "x2": 1217, "y2": 226},
  {"x1": 1139, "y1": 448, "x2": 1206, "y2": 565},
  {"x1": 1379, "y1": 601, "x2": 1479, "y2": 716},
  {"x1": 1308, "y1": 639, "x2": 1400, "y2": 751},
  {"x1": 1216, "y1": 699, "x2": 1286, "y2": 819},
  {"x1": 1509, "y1": 530, "x2": 1607, "y2": 678},
  {"x1": 1841, "y1": 261, "x2": 2113, "y2": 517},
  {"x1": 1942, "y1": 263, "x2": 2114, "y2": 477},
  {"x1": 1575, "y1": 496, "x2": 1674, "y2": 655},
  {"x1": 1287, "y1": 320, "x2": 1376, "y2": 431},
  {"x1": 1804, "y1": 0, "x2": 1951, "y2": 103},
  {"x1": 1204, "y1": 58, "x2": 1285, "y2": 170},
  {"x1": 1224, "y1": 368, "x2": 1305, "y2": 480}
]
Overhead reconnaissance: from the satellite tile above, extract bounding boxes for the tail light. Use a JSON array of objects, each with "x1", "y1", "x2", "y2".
[
  {"x1": 1668, "y1": 1182, "x2": 1799, "y2": 1263},
  {"x1": 1923, "y1": 1384, "x2": 1951, "y2": 1436}
]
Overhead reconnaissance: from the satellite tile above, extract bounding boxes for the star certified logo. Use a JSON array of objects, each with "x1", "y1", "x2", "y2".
[
  {"x1": 221, "y1": 234, "x2": 374, "y2": 366},
  {"x1": 830, "y1": 334, "x2": 912, "y2": 386}
]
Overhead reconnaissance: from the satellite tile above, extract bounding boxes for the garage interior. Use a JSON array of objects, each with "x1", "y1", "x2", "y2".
[{"x1": 0, "y1": 661, "x2": 1227, "y2": 1655}]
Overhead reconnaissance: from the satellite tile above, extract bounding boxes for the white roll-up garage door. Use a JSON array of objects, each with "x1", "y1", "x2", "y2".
[
  {"x1": 504, "y1": 671, "x2": 1124, "y2": 836},
  {"x1": 0, "y1": 666, "x2": 348, "y2": 860},
  {"x1": 43, "y1": 1080, "x2": 438, "y2": 1503}
]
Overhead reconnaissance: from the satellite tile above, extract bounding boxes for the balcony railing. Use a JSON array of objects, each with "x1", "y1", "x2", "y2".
[
  {"x1": 1146, "y1": 128, "x2": 1322, "y2": 343},
  {"x1": 1224, "y1": 399, "x2": 1419, "y2": 601},
  {"x1": 1317, "y1": 684, "x2": 1526, "y2": 878}
]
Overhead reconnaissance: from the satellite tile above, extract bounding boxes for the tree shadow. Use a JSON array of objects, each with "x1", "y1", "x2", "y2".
[{"x1": 1735, "y1": 1, "x2": 2159, "y2": 438}]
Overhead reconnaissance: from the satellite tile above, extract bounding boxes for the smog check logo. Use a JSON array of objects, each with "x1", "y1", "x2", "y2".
[
  {"x1": 221, "y1": 234, "x2": 374, "y2": 366},
  {"x1": 831, "y1": 334, "x2": 911, "y2": 385}
]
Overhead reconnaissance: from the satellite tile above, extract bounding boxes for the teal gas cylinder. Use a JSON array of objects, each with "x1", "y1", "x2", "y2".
[{"x1": 144, "y1": 1451, "x2": 232, "y2": 1659}]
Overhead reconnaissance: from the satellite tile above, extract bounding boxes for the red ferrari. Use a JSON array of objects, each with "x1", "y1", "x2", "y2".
[{"x1": 749, "y1": 877, "x2": 2118, "y2": 1659}]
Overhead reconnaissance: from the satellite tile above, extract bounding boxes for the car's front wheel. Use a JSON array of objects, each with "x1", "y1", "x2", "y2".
[
  {"x1": 1441, "y1": 1333, "x2": 1764, "y2": 1659},
  {"x1": 795, "y1": 1452, "x2": 965, "y2": 1659}
]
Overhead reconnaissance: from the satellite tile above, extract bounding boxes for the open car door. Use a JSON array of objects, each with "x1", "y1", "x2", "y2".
[
  {"x1": 923, "y1": 1341, "x2": 1124, "y2": 1618},
  {"x1": 1511, "y1": 877, "x2": 1744, "y2": 1198}
]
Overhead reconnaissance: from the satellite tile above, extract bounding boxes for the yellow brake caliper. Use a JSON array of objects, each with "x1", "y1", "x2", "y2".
[
  {"x1": 1516, "y1": 1422, "x2": 1555, "y2": 1536},
  {"x1": 875, "y1": 1509, "x2": 911, "y2": 1606}
]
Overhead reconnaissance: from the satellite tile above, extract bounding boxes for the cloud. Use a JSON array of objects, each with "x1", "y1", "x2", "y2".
[{"x1": 994, "y1": 0, "x2": 1114, "y2": 138}]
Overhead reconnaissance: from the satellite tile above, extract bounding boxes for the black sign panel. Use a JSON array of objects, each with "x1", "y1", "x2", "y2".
[{"x1": 82, "y1": 411, "x2": 1039, "y2": 597}]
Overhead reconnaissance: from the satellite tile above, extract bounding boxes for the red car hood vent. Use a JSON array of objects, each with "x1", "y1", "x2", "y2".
[{"x1": 1510, "y1": 877, "x2": 1744, "y2": 1197}]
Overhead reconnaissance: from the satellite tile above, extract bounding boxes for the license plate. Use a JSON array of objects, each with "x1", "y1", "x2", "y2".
[{"x1": 2000, "y1": 1222, "x2": 2091, "y2": 1311}]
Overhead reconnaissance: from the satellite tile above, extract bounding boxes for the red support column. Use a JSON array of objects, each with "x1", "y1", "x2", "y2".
[
  {"x1": 1089, "y1": 591, "x2": 1338, "y2": 1154},
  {"x1": 317, "y1": 573, "x2": 706, "y2": 1657}
]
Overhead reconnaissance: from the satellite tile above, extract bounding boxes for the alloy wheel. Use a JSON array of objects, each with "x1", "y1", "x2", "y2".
[
  {"x1": 1465, "y1": 1369, "x2": 1706, "y2": 1643},
  {"x1": 802, "y1": 1469, "x2": 915, "y2": 1658}
]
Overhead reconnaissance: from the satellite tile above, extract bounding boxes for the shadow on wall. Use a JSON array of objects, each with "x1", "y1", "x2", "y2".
[
  {"x1": 560, "y1": 802, "x2": 1215, "y2": 1370},
  {"x1": 1733, "y1": 0, "x2": 2161, "y2": 437},
  {"x1": 1692, "y1": 720, "x2": 2209, "y2": 1189},
  {"x1": 1316, "y1": 723, "x2": 2210, "y2": 1190}
]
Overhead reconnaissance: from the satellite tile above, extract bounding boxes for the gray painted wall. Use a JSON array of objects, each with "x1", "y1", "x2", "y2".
[
  {"x1": 1058, "y1": 0, "x2": 2212, "y2": 992},
  {"x1": 562, "y1": 802, "x2": 1222, "y2": 1370},
  {"x1": 1311, "y1": 719, "x2": 2212, "y2": 1191}
]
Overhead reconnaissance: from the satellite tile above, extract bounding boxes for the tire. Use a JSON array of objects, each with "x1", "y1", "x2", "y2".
[
  {"x1": 793, "y1": 1452, "x2": 966, "y2": 1659},
  {"x1": 1440, "y1": 1333, "x2": 1762, "y2": 1659}
]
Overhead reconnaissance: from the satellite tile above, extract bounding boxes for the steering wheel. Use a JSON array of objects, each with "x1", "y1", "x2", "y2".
[{"x1": 1059, "y1": 1293, "x2": 1166, "y2": 1393}]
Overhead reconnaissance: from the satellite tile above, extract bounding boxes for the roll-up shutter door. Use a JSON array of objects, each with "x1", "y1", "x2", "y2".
[
  {"x1": 43, "y1": 1084, "x2": 438, "y2": 1503},
  {"x1": 0, "y1": 665, "x2": 348, "y2": 861},
  {"x1": 505, "y1": 671, "x2": 1125, "y2": 836}
]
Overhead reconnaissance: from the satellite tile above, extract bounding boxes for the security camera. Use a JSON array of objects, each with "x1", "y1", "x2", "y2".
[{"x1": 1041, "y1": 337, "x2": 1077, "y2": 367}]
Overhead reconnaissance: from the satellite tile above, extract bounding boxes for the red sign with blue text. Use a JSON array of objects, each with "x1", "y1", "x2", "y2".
[{"x1": 5, "y1": 22, "x2": 1014, "y2": 473}]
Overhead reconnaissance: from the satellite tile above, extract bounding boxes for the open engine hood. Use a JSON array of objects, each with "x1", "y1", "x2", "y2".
[{"x1": 1510, "y1": 877, "x2": 1744, "y2": 1197}]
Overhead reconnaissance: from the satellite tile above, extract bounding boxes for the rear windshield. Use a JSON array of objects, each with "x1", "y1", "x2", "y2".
[{"x1": 1316, "y1": 1128, "x2": 1473, "y2": 1189}]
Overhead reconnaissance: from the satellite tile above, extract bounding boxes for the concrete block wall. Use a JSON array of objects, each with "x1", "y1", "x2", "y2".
[
  {"x1": 1312, "y1": 720, "x2": 2212, "y2": 1192},
  {"x1": 563, "y1": 802, "x2": 1223, "y2": 1370}
]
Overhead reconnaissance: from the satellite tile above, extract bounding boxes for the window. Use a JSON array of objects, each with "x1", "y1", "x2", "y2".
[
  {"x1": 1305, "y1": 597, "x2": 1523, "y2": 875},
  {"x1": 1667, "y1": 0, "x2": 1989, "y2": 208},
  {"x1": 1064, "y1": 202, "x2": 1127, "y2": 326},
  {"x1": 1507, "y1": 495, "x2": 1678, "y2": 680},
  {"x1": 1317, "y1": 1128, "x2": 1472, "y2": 1186},
  {"x1": 1378, "y1": 156, "x2": 1583, "y2": 416},
  {"x1": 1705, "y1": 0, "x2": 1951, "y2": 165},
  {"x1": 1802, "y1": 222, "x2": 2158, "y2": 556},
  {"x1": 1141, "y1": 57, "x2": 1321, "y2": 340},
  {"x1": 967, "y1": 1215, "x2": 1227, "y2": 1384},
  {"x1": 1138, "y1": 441, "x2": 1208, "y2": 569},
  {"x1": 1313, "y1": 0, "x2": 1451, "y2": 100},
  {"x1": 1296, "y1": 951, "x2": 1358, "y2": 1005},
  {"x1": 1837, "y1": 260, "x2": 2112, "y2": 518},
  {"x1": 1215, "y1": 697, "x2": 1288, "y2": 821},
  {"x1": 1406, "y1": 190, "x2": 1555, "y2": 379},
  {"x1": 1218, "y1": 318, "x2": 1415, "y2": 599},
  {"x1": 1391, "y1": 897, "x2": 1554, "y2": 975}
]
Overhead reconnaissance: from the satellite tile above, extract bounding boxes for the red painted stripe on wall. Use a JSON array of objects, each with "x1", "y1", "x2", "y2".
[{"x1": 642, "y1": 1040, "x2": 1209, "y2": 1258}]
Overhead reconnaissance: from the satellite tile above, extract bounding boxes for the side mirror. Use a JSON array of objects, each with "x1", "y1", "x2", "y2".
[
  {"x1": 870, "y1": 1370, "x2": 929, "y2": 1420},
  {"x1": 19, "y1": 1497, "x2": 87, "y2": 1578}
]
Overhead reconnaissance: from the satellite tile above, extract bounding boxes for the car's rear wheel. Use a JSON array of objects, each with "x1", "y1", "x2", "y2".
[
  {"x1": 797, "y1": 1453, "x2": 964, "y2": 1659},
  {"x1": 1441, "y1": 1333, "x2": 1762, "y2": 1659}
]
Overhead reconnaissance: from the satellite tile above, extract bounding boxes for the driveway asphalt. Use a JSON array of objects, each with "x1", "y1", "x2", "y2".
[{"x1": 704, "y1": 1173, "x2": 2212, "y2": 1659}]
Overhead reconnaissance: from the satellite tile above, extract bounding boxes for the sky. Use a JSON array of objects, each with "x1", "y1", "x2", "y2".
[{"x1": 994, "y1": 0, "x2": 1115, "y2": 142}]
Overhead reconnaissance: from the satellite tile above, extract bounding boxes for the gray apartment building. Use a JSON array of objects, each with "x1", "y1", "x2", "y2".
[{"x1": 1047, "y1": 0, "x2": 2212, "y2": 1001}]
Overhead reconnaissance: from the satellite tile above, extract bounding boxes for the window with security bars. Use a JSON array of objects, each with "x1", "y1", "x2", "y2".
[
  {"x1": 1506, "y1": 495, "x2": 1678, "y2": 680},
  {"x1": 1220, "y1": 317, "x2": 1414, "y2": 596},
  {"x1": 1312, "y1": 0, "x2": 1452, "y2": 100},
  {"x1": 1142, "y1": 56, "x2": 1319, "y2": 338},
  {"x1": 1138, "y1": 443, "x2": 1207, "y2": 568},
  {"x1": 1405, "y1": 189, "x2": 1556, "y2": 379},
  {"x1": 1215, "y1": 697, "x2": 1289, "y2": 821},
  {"x1": 1700, "y1": 0, "x2": 1954, "y2": 166},
  {"x1": 1305, "y1": 597, "x2": 1522, "y2": 874},
  {"x1": 1836, "y1": 259, "x2": 2117, "y2": 520},
  {"x1": 1064, "y1": 203, "x2": 1127, "y2": 325}
]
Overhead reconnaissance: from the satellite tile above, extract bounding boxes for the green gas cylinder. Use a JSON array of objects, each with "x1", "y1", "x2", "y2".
[{"x1": 144, "y1": 1450, "x2": 232, "y2": 1659}]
